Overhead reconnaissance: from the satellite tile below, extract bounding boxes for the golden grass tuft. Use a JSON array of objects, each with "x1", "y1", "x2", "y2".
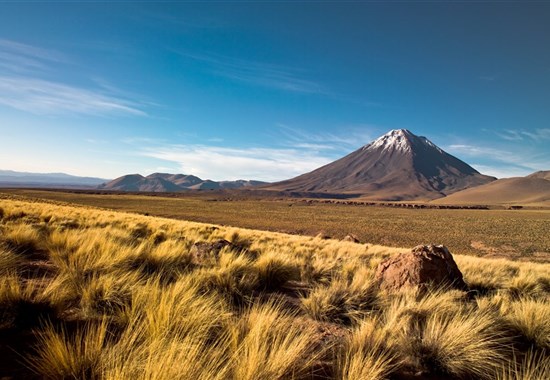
[
  {"x1": 253, "y1": 250, "x2": 301, "y2": 291},
  {"x1": 337, "y1": 318, "x2": 400, "y2": 380},
  {"x1": 409, "y1": 309, "x2": 511, "y2": 378},
  {"x1": 301, "y1": 276, "x2": 378, "y2": 325},
  {"x1": 500, "y1": 297, "x2": 550, "y2": 350},
  {"x1": 496, "y1": 350, "x2": 550, "y2": 380},
  {"x1": 230, "y1": 302, "x2": 329, "y2": 380},
  {"x1": 29, "y1": 320, "x2": 110, "y2": 379},
  {"x1": 0, "y1": 248, "x2": 22, "y2": 274},
  {"x1": 1, "y1": 223, "x2": 43, "y2": 255}
]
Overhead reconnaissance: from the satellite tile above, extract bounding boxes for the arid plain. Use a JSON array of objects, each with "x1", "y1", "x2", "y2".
[{"x1": 1, "y1": 189, "x2": 549, "y2": 379}]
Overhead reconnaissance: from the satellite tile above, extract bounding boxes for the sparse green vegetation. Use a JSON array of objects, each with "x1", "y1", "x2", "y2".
[{"x1": 0, "y1": 196, "x2": 549, "y2": 379}]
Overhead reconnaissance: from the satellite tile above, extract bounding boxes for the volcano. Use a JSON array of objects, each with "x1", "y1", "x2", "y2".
[{"x1": 266, "y1": 129, "x2": 496, "y2": 200}]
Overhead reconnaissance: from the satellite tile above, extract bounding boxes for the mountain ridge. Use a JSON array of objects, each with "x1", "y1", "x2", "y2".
[
  {"x1": 99, "y1": 172, "x2": 268, "y2": 192},
  {"x1": 0, "y1": 170, "x2": 108, "y2": 188}
]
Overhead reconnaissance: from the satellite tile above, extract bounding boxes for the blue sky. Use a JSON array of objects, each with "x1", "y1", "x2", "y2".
[{"x1": 0, "y1": 1, "x2": 549, "y2": 181}]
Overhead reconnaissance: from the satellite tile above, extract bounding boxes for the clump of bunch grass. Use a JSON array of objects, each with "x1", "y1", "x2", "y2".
[
  {"x1": 0, "y1": 274, "x2": 55, "y2": 330},
  {"x1": 124, "y1": 240, "x2": 195, "y2": 284},
  {"x1": 253, "y1": 250, "x2": 300, "y2": 291},
  {"x1": 301, "y1": 268, "x2": 378, "y2": 325},
  {"x1": 0, "y1": 248, "x2": 22, "y2": 274},
  {"x1": 29, "y1": 320, "x2": 110, "y2": 379},
  {"x1": 229, "y1": 301, "x2": 329, "y2": 380},
  {"x1": 1, "y1": 224, "x2": 42, "y2": 256},
  {"x1": 197, "y1": 252, "x2": 259, "y2": 306},
  {"x1": 499, "y1": 297, "x2": 550, "y2": 350},
  {"x1": 337, "y1": 318, "x2": 401, "y2": 380},
  {"x1": 383, "y1": 289, "x2": 512, "y2": 379},
  {"x1": 407, "y1": 309, "x2": 510, "y2": 378}
]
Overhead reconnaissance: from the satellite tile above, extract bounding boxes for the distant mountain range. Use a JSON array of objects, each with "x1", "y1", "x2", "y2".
[
  {"x1": 0, "y1": 170, "x2": 108, "y2": 188},
  {"x1": 3, "y1": 130, "x2": 548, "y2": 204},
  {"x1": 98, "y1": 173, "x2": 268, "y2": 192},
  {"x1": 266, "y1": 129, "x2": 496, "y2": 201}
]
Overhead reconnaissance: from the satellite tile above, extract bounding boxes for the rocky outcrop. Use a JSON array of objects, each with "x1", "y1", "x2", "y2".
[{"x1": 375, "y1": 245, "x2": 468, "y2": 292}]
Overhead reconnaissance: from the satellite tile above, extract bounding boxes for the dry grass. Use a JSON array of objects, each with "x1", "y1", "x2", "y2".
[
  {"x1": 4, "y1": 188, "x2": 550, "y2": 259},
  {"x1": 0, "y1": 196, "x2": 549, "y2": 379},
  {"x1": 496, "y1": 350, "x2": 550, "y2": 380},
  {"x1": 337, "y1": 318, "x2": 400, "y2": 380}
]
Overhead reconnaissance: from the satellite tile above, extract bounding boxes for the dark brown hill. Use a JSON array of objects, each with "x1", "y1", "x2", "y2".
[{"x1": 266, "y1": 129, "x2": 495, "y2": 200}]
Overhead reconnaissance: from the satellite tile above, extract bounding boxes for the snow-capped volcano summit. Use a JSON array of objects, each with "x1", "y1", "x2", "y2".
[
  {"x1": 267, "y1": 129, "x2": 496, "y2": 200},
  {"x1": 367, "y1": 129, "x2": 442, "y2": 154}
]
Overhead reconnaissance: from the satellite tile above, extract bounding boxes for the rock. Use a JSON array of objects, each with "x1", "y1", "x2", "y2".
[
  {"x1": 375, "y1": 245, "x2": 468, "y2": 292},
  {"x1": 343, "y1": 234, "x2": 360, "y2": 243},
  {"x1": 191, "y1": 239, "x2": 233, "y2": 263}
]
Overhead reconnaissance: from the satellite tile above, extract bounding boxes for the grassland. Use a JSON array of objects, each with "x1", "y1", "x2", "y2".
[
  {"x1": 3, "y1": 189, "x2": 550, "y2": 261},
  {"x1": 1, "y1": 195, "x2": 549, "y2": 379}
]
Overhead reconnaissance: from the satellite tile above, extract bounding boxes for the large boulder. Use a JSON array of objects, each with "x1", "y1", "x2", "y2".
[{"x1": 375, "y1": 245, "x2": 468, "y2": 292}]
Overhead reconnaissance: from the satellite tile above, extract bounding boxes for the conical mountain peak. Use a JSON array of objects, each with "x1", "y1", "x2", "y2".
[
  {"x1": 267, "y1": 129, "x2": 496, "y2": 200},
  {"x1": 367, "y1": 129, "x2": 415, "y2": 152},
  {"x1": 366, "y1": 129, "x2": 442, "y2": 154}
]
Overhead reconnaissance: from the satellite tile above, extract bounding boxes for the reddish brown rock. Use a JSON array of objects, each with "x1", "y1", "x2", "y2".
[{"x1": 375, "y1": 245, "x2": 468, "y2": 292}]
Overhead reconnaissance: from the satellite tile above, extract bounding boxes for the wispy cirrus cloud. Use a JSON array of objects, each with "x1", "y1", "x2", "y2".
[
  {"x1": 494, "y1": 128, "x2": 550, "y2": 141},
  {"x1": 0, "y1": 39, "x2": 68, "y2": 73},
  {"x1": 445, "y1": 143, "x2": 549, "y2": 178},
  {"x1": 139, "y1": 144, "x2": 333, "y2": 182},
  {"x1": 177, "y1": 50, "x2": 326, "y2": 94},
  {"x1": 127, "y1": 123, "x2": 377, "y2": 181},
  {"x1": 0, "y1": 39, "x2": 148, "y2": 116},
  {"x1": 0, "y1": 76, "x2": 146, "y2": 116},
  {"x1": 276, "y1": 123, "x2": 375, "y2": 151}
]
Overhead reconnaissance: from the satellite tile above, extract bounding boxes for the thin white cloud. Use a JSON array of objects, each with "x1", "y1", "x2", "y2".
[
  {"x1": 0, "y1": 39, "x2": 66, "y2": 61},
  {"x1": 446, "y1": 143, "x2": 548, "y2": 177},
  {"x1": 291, "y1": 143, "x2": 336, "y2": 150},
  {"x1": 0, "y1": 39, "x2": 148, "y2": 117},
  {"x1": 177, "y1": 50, "x2": 326, "y2": 94},
  {"x1": 0, "y1": 76, "x2": 146, "y2": 116},
  {"x1": 495, "y1": 129, "x2": 523, "y2": 141},
  {"x1": 447, "y1": 144, "x2": 512, "y2": 161},
  {"x1": 494, "y1": 128, "x2": 550, "y2": 141},
  {"x1": 276, "y1": 123, "x2": 375, "y2": 150},
  {"x1": 139, "y1": 144, "x2": 333, "y2": 182},
  {"x1": 0, "y1": 39, "x2": 68, "y2": 74},
  {"x1": 521, "y1": 128, "x2": 550, "y2": 140},
  {"x1": 469, "y1": 164, "x2": 530, "y2": 179}
]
